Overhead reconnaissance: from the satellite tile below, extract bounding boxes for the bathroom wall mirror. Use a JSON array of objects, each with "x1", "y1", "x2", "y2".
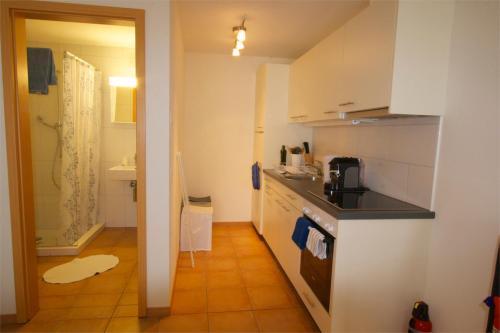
[{"x1": 109, "y1": 76, "x2": 137, "y2": 123}]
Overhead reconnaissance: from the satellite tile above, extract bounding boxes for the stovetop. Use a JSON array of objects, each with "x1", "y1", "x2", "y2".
[{"x1": 308, "y1": 188, "x2": 426, "y2": 211}]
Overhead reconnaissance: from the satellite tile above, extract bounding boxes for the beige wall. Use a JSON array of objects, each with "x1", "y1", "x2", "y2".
[
  {"x1": 0, "y1": 0, "x2": 172, "y2": 313},
  {"x1": 181, "y1": 53, "x2": 290, "y2": 222},
  {"x1": 313, "y1": 118, "x2": 439, "y2": 209},
  {"x1": 423, "y1": 1, "x2": 499, "y2": 330},
  {"x1": 168, "y1": 2, "x2": 184, "y2": 303}
]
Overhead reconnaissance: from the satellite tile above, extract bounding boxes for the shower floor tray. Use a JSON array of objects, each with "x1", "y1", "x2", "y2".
[{"x1": 37, "y1": 223, "x2": 105, "y2": 256}]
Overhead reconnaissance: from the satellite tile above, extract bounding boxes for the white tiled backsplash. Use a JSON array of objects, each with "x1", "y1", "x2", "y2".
[
  {"x1": 313, "y1": 119, "x2": 440, "y2": 209},
  {"x1": 28, "y1": 41, "x2": 136, "y2": 230}
]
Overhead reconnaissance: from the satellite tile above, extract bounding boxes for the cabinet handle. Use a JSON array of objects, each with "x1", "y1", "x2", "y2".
[
  {"x1": 338, "y1": 102, "x2": 354, "y2": 107},
  {"x1": 290, "y1": 115, "x2": 306, "y2": 119},
  {"x1": 285, "y1": 194, "x2": 297, "y2": 201},
  {"x1": 323, "y1": 110, "x2": 338, "y2": 114},
  {"x1": 302, "y1": 292, "x2": 315, "y2": 308},
  {"x1": 255, "y1": 130, "x2": 264, "y2": 133}
]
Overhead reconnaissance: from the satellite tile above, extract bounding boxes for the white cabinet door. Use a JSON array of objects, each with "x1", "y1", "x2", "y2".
[
  {"x1": 311, "y1": 27, "x2": 345, "y2": 121},
  {"x1": 262, "y1": 186, "x2": 279, "y2": 255},
  {"x1": 289, "y1": 29, "x2": 344, "y2": 123},
  {"x1": 288, "y1": 55, "x2": 315, "y2": 123},
  {"x1": 276, "y1": 199, "x2": 301, "y2": 285},
  {"x1": 339, "y1": 1, "x2": 397, "y2": 113}
]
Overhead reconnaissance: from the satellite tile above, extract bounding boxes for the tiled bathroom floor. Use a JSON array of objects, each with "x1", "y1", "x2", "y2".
[{"x1": 2, "y1": 224, "x2": 318, "y2": 332}]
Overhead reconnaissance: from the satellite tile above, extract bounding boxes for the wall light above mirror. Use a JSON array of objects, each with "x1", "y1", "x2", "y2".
[{"x1": 109, "y1": 76, "x2": 137, "y2": 124}]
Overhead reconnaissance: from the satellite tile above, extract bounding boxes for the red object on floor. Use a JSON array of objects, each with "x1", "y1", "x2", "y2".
[
  {"x1": 409, "y1": 301, "x2": 432, "y2": 333},
  {"x1": 494, "y1": 296, "x2": 500, "y2": 331}
]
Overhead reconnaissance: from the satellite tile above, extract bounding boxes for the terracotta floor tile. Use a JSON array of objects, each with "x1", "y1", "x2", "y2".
[
  {"x1": 30, "y1": 309, "x2": 68, "y2": 323},
  {"x1": 37, "y1": 262, "x2": 60, "y2": 277},
  {"x1": 237, "y1": 257, "x2": 276, "y2": 272},
  {"x1": 101, "y1": 260, "x2": 137, "y2": 276},
  {"x1": 14, "y1": 321, "x2": 59, "y2": 332},
  {"x1": 205, "y1": 243, "x2": 236, "y2": 258},
  {"x1": 80, "y1": 274, "x2": 128, "y2": 294},
  {"x1": 111, "y1": 247, "x2": 138, "y2": 261},
  {"x1": 171, "y1": 289, "x2": 207, "y2": 314},
  {"x1": 247, "y1": 286, "x2": 297, "y2": 310},
  {"x1": 73, "y1": 294, "x2": 121, "y2": 307},
  {"x1": 208, "y1": 311, "x2": 259, "y2": 332},
  {"x1": 37, "y1": 256, "x2": 74, "y2": 264},
  {"x1": 253, "y1": 308, "x2": 318, "y2": 332},
  {"x1": 124, "y1": 275, "x2": 138, "y2": 293},
  {"x1": 241, "y1": 269, "x2": 285, "y2": 287},
  {"x1": 234, "y1": 244, "x2": 270, "y2": 257},
  {"x1": 66, "y1": 306, "x2": 115, "y2": 319},
  {"x1": 207, "y1": 287, "x2": 251, "y2": 313},
  {"x1": 206, "y1": 270, "x2": 244, "y2": 289},
  {"x1": 177, "y1": 257, "x2": 207, "y2": 272},
  {"x1": 231, "y1": 236, "x2": 263, "y2": 247},
  {"x1": 53, "y1": 318, "x2": 108, "y2": 332},
  {"x1": 38, "y1": 279, "x2": 87, "y2": 296},
  {"x1": 174, "y1": 271, "x2": 206, "y2": 290},
  {"x1": 158, "y1": 313, "x2": 208, "y2": 332},
  {"x1": 206, "y1": 258, "x2": 238, "y2": 272},
  {"x1": 118, "y1": 293, "x2": 138, "y2": 305},
  {"x1": 113, "y1": 305, "x2": 138, "y2": 318},
  {"x1": 0, "y1": 324, "x2": 24, "y2": 333},
  {"x1": 105, "y1": 317, "x2": 159, "y2": 333},
  {"x1": 78, "y1": 246, "x2": 114, "y2": 257},
  {"x1": 39, "y1": 295, "x2": 76, "y2": 309}
]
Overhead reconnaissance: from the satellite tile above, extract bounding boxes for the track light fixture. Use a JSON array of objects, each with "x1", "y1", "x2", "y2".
[{"x1": 232, "y1": 17, "x2": 246, "y2": 56}]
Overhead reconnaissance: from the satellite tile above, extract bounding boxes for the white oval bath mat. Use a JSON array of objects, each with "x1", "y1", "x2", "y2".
[{"x1": 43, "y1": 255, "x2": 119, "y2": 284}]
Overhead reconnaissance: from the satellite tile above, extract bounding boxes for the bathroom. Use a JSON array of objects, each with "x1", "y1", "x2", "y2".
[
  {"x1": 27, "y1": 19, "x2": 138, "y2": 254},
  {"x1": 22, "y1": 19, "x2": 142, "y2": 319}
]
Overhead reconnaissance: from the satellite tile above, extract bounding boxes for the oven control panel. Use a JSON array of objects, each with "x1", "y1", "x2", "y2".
[{"x1": 302, "y1": 203, "x2": 338, "y2": 237}]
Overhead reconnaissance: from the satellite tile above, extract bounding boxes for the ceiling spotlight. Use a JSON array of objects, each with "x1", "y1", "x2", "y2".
[
  {"x1": 235, "y1": 40, "x2": 245, "y2": 50},
  {"x1": 232, "y1": 18, "x2": 247, "y2": 56}
]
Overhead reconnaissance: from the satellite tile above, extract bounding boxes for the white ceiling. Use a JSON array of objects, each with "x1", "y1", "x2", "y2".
[
  {"x1": 26, "y1": 19, "x2": 135, "y2": 48},
  {"x1": 177, "y1": 0, "x2": 369, "y2": 59}
]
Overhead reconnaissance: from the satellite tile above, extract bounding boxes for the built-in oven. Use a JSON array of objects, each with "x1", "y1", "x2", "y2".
[{"x1": 299, "y1": 214, "x2": 335, "y2": 311}]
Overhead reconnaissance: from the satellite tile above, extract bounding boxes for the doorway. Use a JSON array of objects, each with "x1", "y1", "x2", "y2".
[{"x1": 1, "y1": 1, "x2": 146, "y2": 322}]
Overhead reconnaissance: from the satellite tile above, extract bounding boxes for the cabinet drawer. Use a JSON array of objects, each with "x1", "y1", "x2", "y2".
[{"x1": 266, "y1": 177, "x2": 304, "y2": 211}]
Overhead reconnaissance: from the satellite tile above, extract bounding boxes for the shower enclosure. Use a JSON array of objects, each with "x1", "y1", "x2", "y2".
[{"x1": 31, "y1": 50, "x2": 104, "y2": 255}]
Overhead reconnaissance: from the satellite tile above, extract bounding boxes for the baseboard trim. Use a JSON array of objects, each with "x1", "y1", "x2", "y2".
[
  {"x1": 0, "y1": 314, "x2": 17, "y2": 325},
  {"x1": 212, "y1": 221, "x2": 252, "y2": 226},
  {"x1": 146, "y1": 307, "x2": 170, "y2": 317}
]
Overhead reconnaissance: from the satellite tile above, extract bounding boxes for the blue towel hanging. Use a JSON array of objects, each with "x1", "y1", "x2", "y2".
[
  {"x1": 27, "y1": 47, "x2": 58, "y2": 95},
  {"x1": 291, "y1": 217, "x2": 312, "y2": 250},
  {"x1": 252, "y1": 162, "x2": 260, "y2": 190}
]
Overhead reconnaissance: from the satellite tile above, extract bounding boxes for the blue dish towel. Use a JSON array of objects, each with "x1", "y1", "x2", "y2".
[
  {"x1": 27, "y1": 48, "x2": 58, "y2": 95},
  {"x1": 291, "y1": 217, "x2": 312, "y2": 250},
  {"x1": 252, "y1": 162, "x2": 260, "y2": 190}
]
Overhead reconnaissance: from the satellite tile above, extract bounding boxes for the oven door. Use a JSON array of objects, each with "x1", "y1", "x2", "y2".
[{"x1": 300, "y1": 215, "x2": 335, "y2": 311}]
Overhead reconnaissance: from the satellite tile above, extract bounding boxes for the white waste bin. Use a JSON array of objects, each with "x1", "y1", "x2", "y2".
[{"x1": 180, "y1": 204, "x2": 213, "y2": 251}]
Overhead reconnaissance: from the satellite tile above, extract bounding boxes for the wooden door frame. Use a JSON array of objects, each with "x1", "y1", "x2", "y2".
[{"x1": 0, "y1": 0, "x2": 147, "y2": 322}]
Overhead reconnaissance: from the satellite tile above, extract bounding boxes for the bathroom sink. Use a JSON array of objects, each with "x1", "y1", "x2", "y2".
[{"x1": 108, "y1": 165, "x2": 136, "y2": 180}]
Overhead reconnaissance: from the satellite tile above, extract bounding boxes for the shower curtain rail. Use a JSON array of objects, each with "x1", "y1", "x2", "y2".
[{"x1": 64, "y1": 51, "x2": 96, "y2": 69}]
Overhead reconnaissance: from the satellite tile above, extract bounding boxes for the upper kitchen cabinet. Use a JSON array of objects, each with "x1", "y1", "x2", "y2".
[
  {"x1": 289, "y1": 27, "x2": 345, "y2": 123},
  {"x1": 288, "y1": 0, "x2": 455, "y2": 122},
  {"x1": 340, "y1": 0, "x2": 397, "y2": 113}
]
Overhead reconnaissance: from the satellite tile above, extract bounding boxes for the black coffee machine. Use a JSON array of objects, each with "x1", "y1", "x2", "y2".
[{"x1": 324, "y1": 157, "x2": 365, "y2": 195}]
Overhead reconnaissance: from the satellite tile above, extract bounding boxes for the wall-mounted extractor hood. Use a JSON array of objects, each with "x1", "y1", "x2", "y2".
[{"x1": 338, "y1": 108, "x2": 415, "y2": 121}]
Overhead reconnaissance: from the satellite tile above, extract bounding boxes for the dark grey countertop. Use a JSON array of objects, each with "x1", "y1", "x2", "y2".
[{"x1": 263, "y1": 169, "x2": 435, "y2": 220}]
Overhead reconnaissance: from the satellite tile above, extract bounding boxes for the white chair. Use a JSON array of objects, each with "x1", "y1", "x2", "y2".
[{"x1": 176, "y1": 152, "x2": 213, "y2": 268}]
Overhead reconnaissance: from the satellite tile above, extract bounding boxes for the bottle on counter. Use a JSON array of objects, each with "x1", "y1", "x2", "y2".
[{"x1": 280, "y1": 145, "x2": 287, "y2": 165}]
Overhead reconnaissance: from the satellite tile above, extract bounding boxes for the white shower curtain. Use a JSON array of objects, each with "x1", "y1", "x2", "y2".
[{"x1": 60, "y1": 53, "x2": 101, "y2": 244}]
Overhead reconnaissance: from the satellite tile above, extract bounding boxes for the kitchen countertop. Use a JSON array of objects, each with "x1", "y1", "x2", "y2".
[{"x1": 263, "y1": 169, "x2": 435, "y2": 220}]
